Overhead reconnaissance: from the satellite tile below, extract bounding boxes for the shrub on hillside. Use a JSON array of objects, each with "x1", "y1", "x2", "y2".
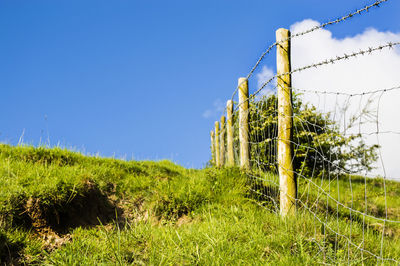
[{"x1": 230, "y1": 93, "x2": 378, "y2": 178}]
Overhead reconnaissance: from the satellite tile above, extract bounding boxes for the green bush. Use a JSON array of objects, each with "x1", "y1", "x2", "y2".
[{"x1": 232, "y1": 94, "x2": 379, "y2": 178}]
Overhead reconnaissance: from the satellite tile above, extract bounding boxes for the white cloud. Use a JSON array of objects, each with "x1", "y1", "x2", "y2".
[
  {"x1": 288, "y1": 19, "x2": 400, "y2": 179},
  {"x1": 202, "y1": 99, "x2": 225, "y2": 119},
  {"x1": 256, "y1": 66, "x2": 274, "y2": 88},
  {"x1": 256, "y1": 66, "x2": 277, "y2": 98}
]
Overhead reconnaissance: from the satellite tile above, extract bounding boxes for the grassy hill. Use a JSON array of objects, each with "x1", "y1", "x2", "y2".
[{"x1": 0, "y1": 144, "x2": 399, "y2": 265}]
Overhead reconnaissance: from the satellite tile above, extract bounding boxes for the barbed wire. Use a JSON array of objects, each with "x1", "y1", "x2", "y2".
[
  {"x1": 242, "y1": 80, "x2": 400, "y2": 260},
  {"x1": 251, "y1": 41, "x2": 400, "y2": 101},
  {"x1": 228, "y1": 0, "x2": 390, "y2": 104},
  {"x1": 294, "y1": 85, "x2": 400, "y2": 97},
  {"x1": 230, "y1": 41, "x2": 400, "y2": 114},
  {"x1": 247, "y1": 0, "x2": 388, "y2": 80},
  {"x1": 211, "y1": 1, "x2": 400, "y2": 262},
  {"x1": 235, "y1": 70, "x2": 399, "y2": 261}
]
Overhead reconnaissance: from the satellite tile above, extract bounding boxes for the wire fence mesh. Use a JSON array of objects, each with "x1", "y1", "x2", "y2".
[{"x1": 211, "y1": 0, "x2": 400, "y2": 263}]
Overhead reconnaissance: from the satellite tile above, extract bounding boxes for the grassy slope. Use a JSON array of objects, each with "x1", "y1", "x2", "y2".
[{"x1": 0, "y1": 144, "x2": 399, "y2": 265}]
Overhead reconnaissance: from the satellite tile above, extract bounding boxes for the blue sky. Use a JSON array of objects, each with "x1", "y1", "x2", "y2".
[{"x1": 1, "y1": 0, "x2": 399, "y2": 168}]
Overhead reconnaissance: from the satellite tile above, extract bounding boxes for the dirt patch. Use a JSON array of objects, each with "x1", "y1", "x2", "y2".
[
  {"x1": 3, "y1": 181, "x2": 154, "y2": 261},
  {"x1": 117, "y1": 196, "x2": 156, "y2": 225},
  {"x1": 21, "y1": 181, "x2": 122, "y2": 237},
  {"x1": 37, "y1": 228, "x2": 72, "y2": 252},
  {"x1": 176, "y1": 215, "x2": 192, "y2": 226}
]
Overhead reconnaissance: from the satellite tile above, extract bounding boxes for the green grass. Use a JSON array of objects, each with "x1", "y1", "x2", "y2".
[{"x1": 0, "y1": 144, "x2": 399, "y2": 265}]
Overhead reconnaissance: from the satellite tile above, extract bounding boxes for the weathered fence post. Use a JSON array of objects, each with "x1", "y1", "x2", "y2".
[
  {"x1": 215, "y1": 121, "x2": 220, "y2": 167},
  {"x1": 276, "y1": 28, "x2": 296, "y2": 216},
  {"x1": 238, "y1": 77, "x2": 250, "y2": 170},
  {"x1": 226, "y1": 100, "x2": 235, "y2": 166},
  {"x1": 220, "y1": 116, "x2": 226, "y2": 167},
  {"x1": 210, "y1": 130, "x2": 215, "y2": 165}
]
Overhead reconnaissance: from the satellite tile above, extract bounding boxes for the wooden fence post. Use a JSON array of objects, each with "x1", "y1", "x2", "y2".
[
  {"x1": 276, "y1": 28, "x2": 296, "y2": 216},
  {"x1": 215, "y1": 121, "x2": 220, "y2": 167},
  {"x1": 226, "y1": 100, "x2": 235, "y2": 166},
  {"x1": 210, "y1": 130, "x2": 215, "y2": 165},
  {"x1": 220, "y1": 116, "x2": 226, "y2": 167},
  {"x1": 238, "y1": 77, "x2": 250, "y2": 170}
]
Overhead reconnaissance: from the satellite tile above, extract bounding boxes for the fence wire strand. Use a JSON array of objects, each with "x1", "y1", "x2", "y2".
[
  {"x1": 229, "y1": 0, "x2": 389, "y2": 103},
  {"x1": 212, "y1": 0, "x2": 400, "y2": 263}
]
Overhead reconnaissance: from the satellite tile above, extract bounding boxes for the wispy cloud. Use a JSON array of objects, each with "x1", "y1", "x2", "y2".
[
  {"x1": 256, "y1": 66, "x2": 276, "y2": 97},
  {"x1": 202, "y1": 99, "x2": 225, "y2": 119},
  {"x1": 256, "y1": 66, "x2": 274, "y2": 88}
]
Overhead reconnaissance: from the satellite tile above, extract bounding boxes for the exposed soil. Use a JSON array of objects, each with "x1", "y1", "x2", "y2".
[
  {"x1": 3, "y1": 180, "x2": 125, "y2": 255},
  {"x1": 24, "y1": 181, "x2": 122, "y2": 235},
  {"x1": 176, "y1": 215, "x2": 193, "y2": 226},
  {"x1": 1, "y1": 179, "x2": 193, "y2": 264}
]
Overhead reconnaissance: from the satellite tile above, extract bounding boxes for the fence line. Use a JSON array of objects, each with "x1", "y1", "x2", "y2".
[{"x1": 210, "y1": 0, "x2": 400, "y2": 263}]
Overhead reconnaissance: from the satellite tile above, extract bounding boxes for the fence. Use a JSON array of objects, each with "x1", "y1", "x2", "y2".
[{"x1": 209, "y1": 0, "x2": 400, "y2": 263}]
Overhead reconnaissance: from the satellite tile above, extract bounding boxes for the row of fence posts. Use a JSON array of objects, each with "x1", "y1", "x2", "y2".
[{"x1": 210, "y1": 28, "x2": 297, "y2": 217}]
